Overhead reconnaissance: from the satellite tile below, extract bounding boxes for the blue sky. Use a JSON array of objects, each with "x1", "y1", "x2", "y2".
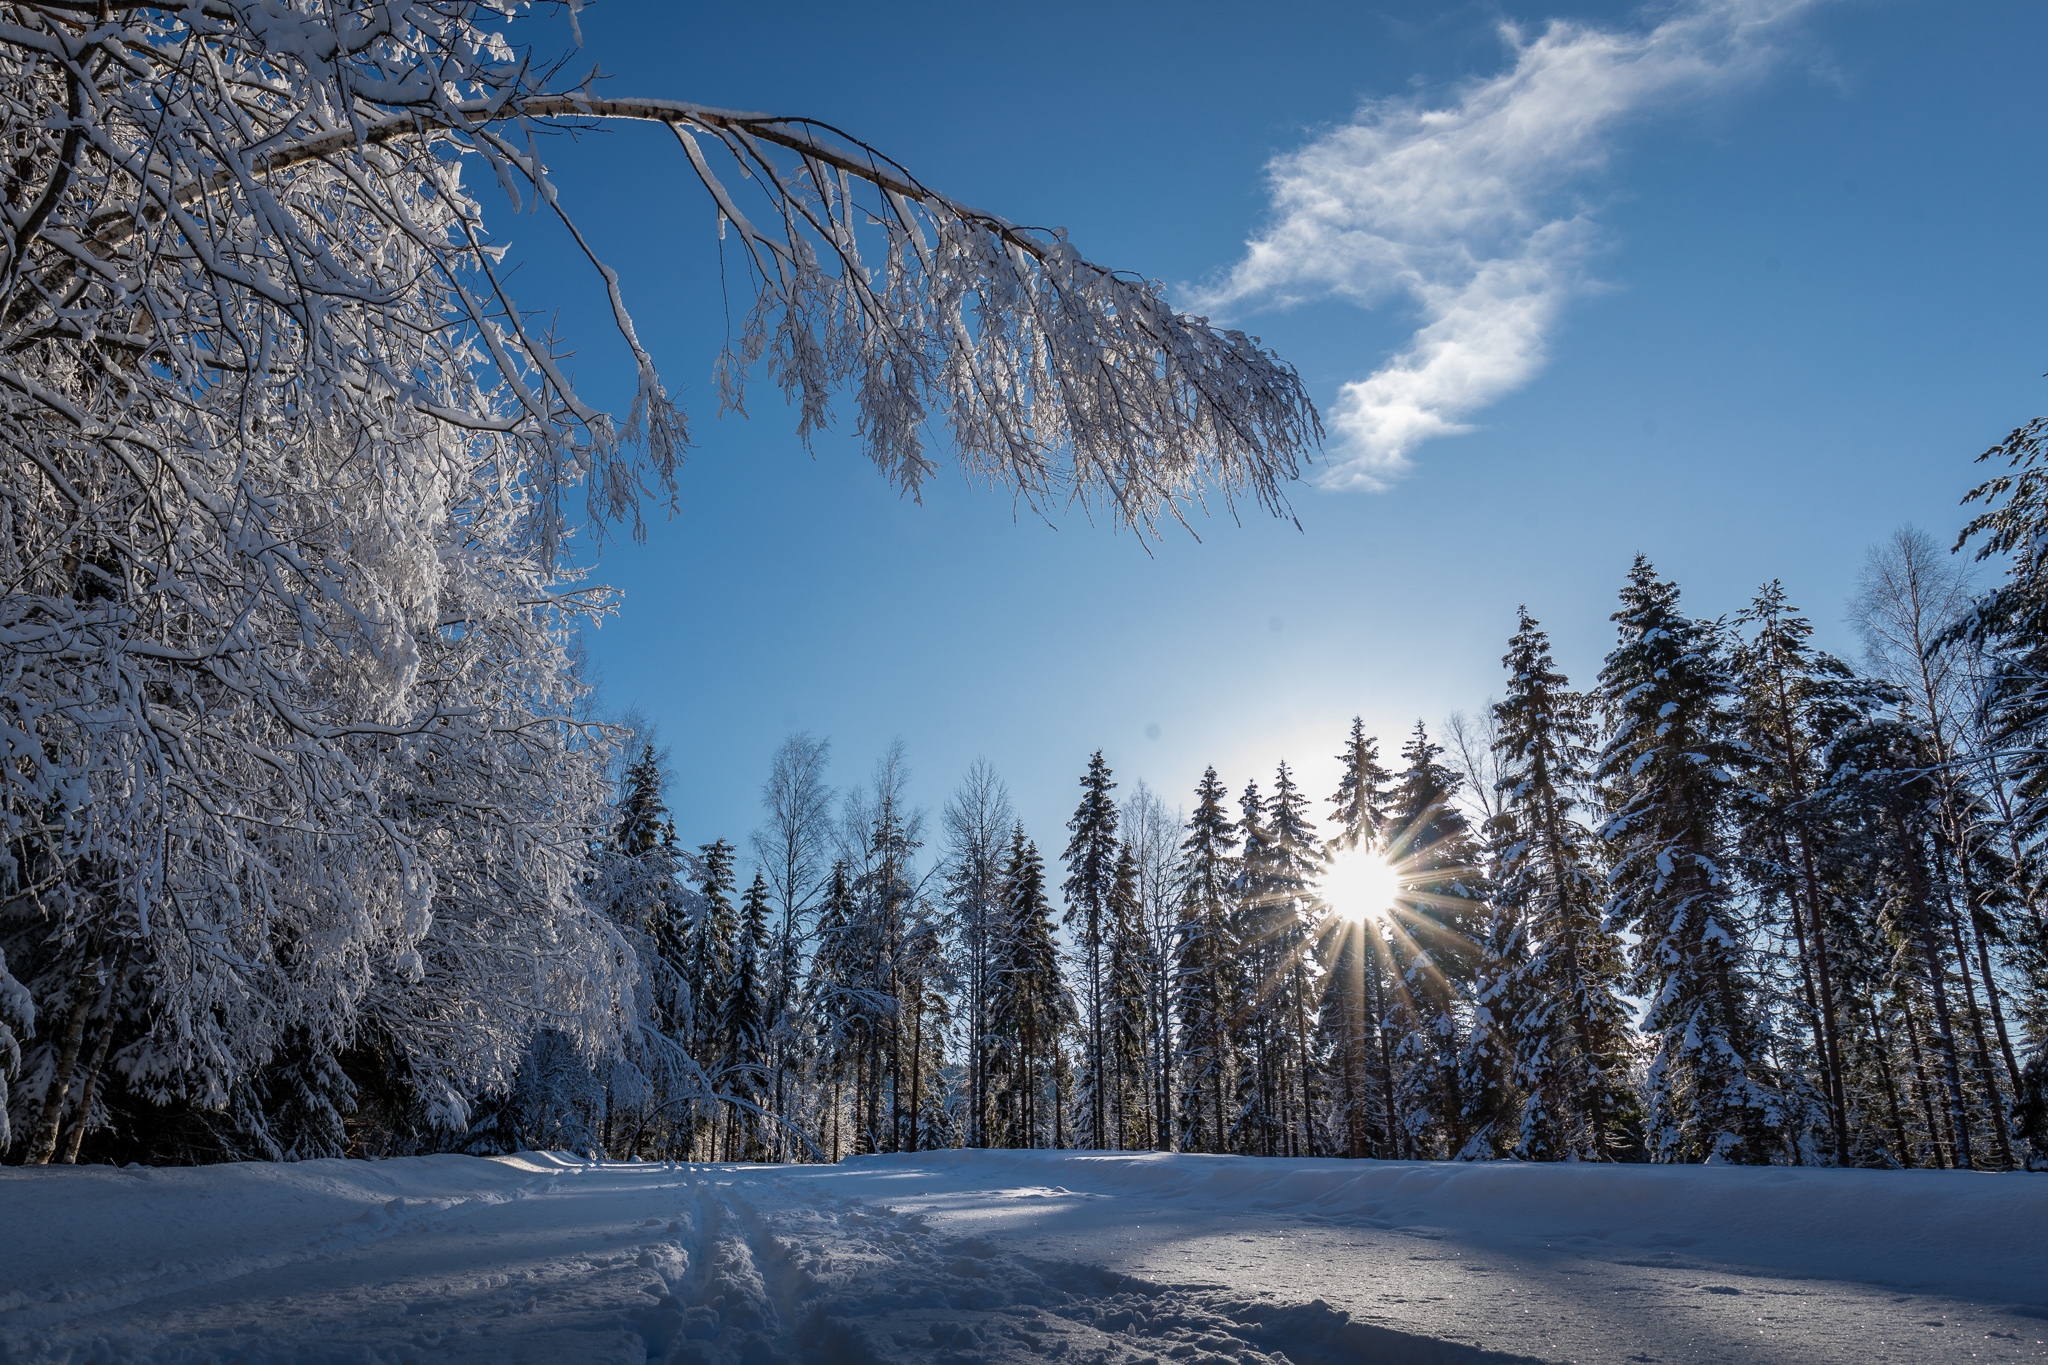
[{"x1": 506, "y1": 0, "x2": 2048, "y2": 861}]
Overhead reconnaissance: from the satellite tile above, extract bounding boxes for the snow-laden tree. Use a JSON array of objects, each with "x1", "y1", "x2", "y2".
[
  {"x1": 0, "y1": 0, "x2": 1317, "y2": 1159},
  {"x1": 1382, "y1": 723, "x2": 1486, "y2": 1159},
  {"x1": 988, "y1": 824, "x2": 1067, "y2": 1149},
  {"x1": 1062, "y1": 750, "x2": 1119, "y2": 1148},
  {"x1": 1481, "y1": 608, "x2": 1637, "y2": 1161},
  {"x1": 1174, "y1": 766, "x2": 1238, "y2": 1153},
  {"x1": 1320, "y1": 719, "x2": 1398, "y2": 1159},
  {"x1": 1598, "y1": 558, "x2": 1787, "y2": 1164}
]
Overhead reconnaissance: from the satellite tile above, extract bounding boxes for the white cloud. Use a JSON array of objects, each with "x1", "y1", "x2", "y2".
[{"x1": 1197, "y1": 0, "x2": 1815, "y2": 490}]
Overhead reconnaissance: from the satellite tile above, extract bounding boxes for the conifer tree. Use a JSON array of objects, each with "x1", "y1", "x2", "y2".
[
  {"x1": 689, "y1": 840, "x2": 740, "y2": 1046},
  {"x1": 1175, "y1": 768, "x2": 1239, "y2": 1153},
  {"x1": 1807, "y1": 717, "x2": 1985, "y2": 1167},
  {"x1": 1321, "y1": 721, "x2": 1399, "y2": 1158},
  {"x1": 1483, "y1": 608, "x2": 1636, "y2": 1160},
  {"x1": 582, "y1": 740, "x2": 698, "y2": 1159},
  {"x1": 1062, "y1": 752, "x2": 1121, "y2": 1149},
  {"x1": 1329, "y1": 718, "x2": 1398, "y2": 849},
  {"x1": 1104, "y1": 842, "x2": 1154, "y2": 1148},
  {"x1": 1265, "y1": 762, "x2": 1326, "y2": 1156},
  {"x1": 1730, "y1": 582, "x2": 1893, "y2": 1164},
  {"x1": 846, "y1": 769, "x2": 923, "y2": 1154},
  {"x1": 990, "y1": 826, "x2": 1068, "y2": 1148},
  {"x1": 1599, "y1": 557, "x2": 1785, "y2": 1163},
  {"x1": 718, "y1": 873, "x2": 774, "y2": 1158},
  {"x1": 1231, "y1": 778, "x2": 1285, "y2": 1154},
  {"x1": 1385, "y1": 723, "x2": 1486, "y2": 1157},
  {"x1": 616, "y1": 747, "x2": 671, "y2": 856},
  {"x1": 806, "y1": 861, "x2": 860, "y2": 1162}
]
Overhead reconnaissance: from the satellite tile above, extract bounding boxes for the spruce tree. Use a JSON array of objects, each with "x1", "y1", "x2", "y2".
[
  {"x1": 1104, "y1": 842, "x2": 1153, "y2": 1148},
  {"x1": 1062, "y1": 751, "x2": 1120, "y2": 1149},
  {"x1": 718, "y1": 872, "x2": 773, "y2": 1158},
  {"x1": 990, "y1": 826, "x2": 1068, "y2": 1148},
  {"x1": 806, "y1": 861, "x2": 860, "y2": 1162},
  {"x1": 1231, "y1": 777, "x2": 1284, "y2": 1154},
  {"x1": 1385, "y1": 722, "x2": 1485, "y2": 1157},
  {"x1": 1954, "y1": 427, "x2": 2048, "y2": 1167},
  {"x1": 1485, "y1": 607, "x2": 1637, "y2": 1160},
  {"x1": 1322, "y1": 720, "x2": 1399, "y2": 1158},
  {"x1": 689, "y1": 840, "x2": 739, "y2": 1066},
  {"x1": 1328, "y1": 718, "x2": 1397, "y2": 851},
  {"x1": 1598, "y1": 556, "x2": 1785, "y2": 1163},
  {"x1": 1266, "y1": 762, "x2": 1326, "y2": 1156},
  {"x1": 615, "y1": 746, "x2": 671, "y2": 856},
  {"x1": 1807, "y1": 716, "x2": 1983, "y2": 1167},
  {"x1": 1174, "y1": 767, "x2": 1239, "y2": 1153},
  {"x1": 1730, "y1": 582, "x2": 1892, "y2": 1164}
]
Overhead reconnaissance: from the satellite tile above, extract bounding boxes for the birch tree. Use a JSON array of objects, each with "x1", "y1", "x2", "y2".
[{"x1": 0, "y1": 1, "x2": 1317, "y2": 1159}]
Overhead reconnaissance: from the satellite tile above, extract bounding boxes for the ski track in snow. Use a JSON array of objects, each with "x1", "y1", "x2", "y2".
[{"x1": 0, "y1": 1151, "x2": 2042, "y2": 1364}]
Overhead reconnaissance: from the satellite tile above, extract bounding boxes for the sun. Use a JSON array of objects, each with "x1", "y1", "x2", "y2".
[{"x1": 1322, "y1": 844, "x2": 1403, "y2": 923}]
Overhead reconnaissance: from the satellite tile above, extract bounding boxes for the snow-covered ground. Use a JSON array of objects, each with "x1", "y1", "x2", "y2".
[{"x1": 1, "y1": 1151, "x2": 2042, "y2": 1364}]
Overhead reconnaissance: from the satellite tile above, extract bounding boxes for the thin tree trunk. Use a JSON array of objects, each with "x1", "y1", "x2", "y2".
[
  {"x1": 1946, "y1": 911, "x2": 2013, "y2": 1168},
  {"x1": 1905, "y1": 845, "x2": 1974, "y2": 1168},
  {"x1": 1764, "y1": 662, "x2": 1851, "y2": 1162},
  {"x1": 1901, "y1": 998, "x2": 1949, "y2": 1168},
  {"x1": 908, "y1": 996, "x2": 923, "y2": 1154},
  {"x1": 1374, "y1": 973, "x2": 1400, "y2": 1159},
  {"x1": 25, "y1": 953, "x2": 100, "y2": 1166},
  {"x1": 57, "y1": 942, "x2": 130, "y2": 1165},
  {"x1": 1293, "y1": 959, "x2": 1314, "y2": 1158},
  {"x1": 1972, "y1": 916, "x2": 2025, "y2": 1098},
  {"x1": 1092, "y1": 934, "x2": 1104, "y2": 1149},
  {"x1": 1865, "y1": 1002, "x2": 1913, "y2": 1167}
]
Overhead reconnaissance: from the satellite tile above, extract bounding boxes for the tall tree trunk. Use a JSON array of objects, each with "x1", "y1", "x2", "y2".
[
  {"x1": 1765, "y1": 664, "x2": 1851, "y2": 1162},
  {"x1": 1091, "y1": 934, "x2": 1104, "y2": 1150},
  {"x1": 1901, "y1": 997, "x2": 1949, "y2": 1168},
  {"x1": 1373, "y1": 970, "x2": 1400, "y2": 1159},
  {"x1": 1905, "y1": 843, "x2": 1974, "y2": 1168},
  {"x1": 1292, "y1": 959, "x2": 1314, "y2": 1158},
  {"x1": 1971, "y1": 915, "x2": 2025, "y2": 1099},
  {"x1": 1946, "y1": 911, "x2": 2013, "y2": 1168},
  {"x1": 1865, "y1": 1002, "x2": 1913, "y2": 1167},
  {"x1": 908, "y1": 997, "x2": 923, "y2": 1154}
]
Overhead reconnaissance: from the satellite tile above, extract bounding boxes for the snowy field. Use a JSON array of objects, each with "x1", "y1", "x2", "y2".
[{"x1": 0, "y1": 1151, "x2": 2042, "y2": 1365}]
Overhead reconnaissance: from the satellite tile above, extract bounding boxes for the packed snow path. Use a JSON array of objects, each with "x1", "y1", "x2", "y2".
[{"x1": 0, "y1": 1151, "x2": 2042, "y2": 1364}]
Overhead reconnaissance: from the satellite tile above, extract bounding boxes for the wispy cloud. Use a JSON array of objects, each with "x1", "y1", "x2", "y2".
[{"x1": 1197, "y1": 0, "x2": 1815, "y2": 490}]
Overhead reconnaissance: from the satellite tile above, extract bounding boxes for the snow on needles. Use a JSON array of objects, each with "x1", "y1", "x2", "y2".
[{"x1": 1197, "y1": 0, "x2": 1819, "y2": 490}]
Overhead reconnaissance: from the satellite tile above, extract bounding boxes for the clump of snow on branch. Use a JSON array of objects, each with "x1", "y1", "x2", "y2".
[{"x1": 0, "y1": 0, "x2": 1315, "y2": 1152}]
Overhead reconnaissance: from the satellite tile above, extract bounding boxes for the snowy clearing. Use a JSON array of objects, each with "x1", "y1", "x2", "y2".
[{"x1": 1, "y1": 1150, "x2": 2042, "y2": 1364}]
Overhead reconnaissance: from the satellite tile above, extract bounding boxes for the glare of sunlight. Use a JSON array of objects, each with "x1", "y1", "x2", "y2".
[{"x1": 1322, "y1": 845, "x2": 1402, "y2": 923}]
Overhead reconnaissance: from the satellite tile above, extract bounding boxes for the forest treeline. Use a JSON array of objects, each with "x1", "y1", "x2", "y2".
[
  {"x1": 11, "y1": 494, "x2": 2048, "y2": 1169},
  {"x1": 1, "y1": 0, "x2": 2036, "y2": 1176},
  {"x1": 523, "y1": 528, "x2": 2048, "y2": 1173}
]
